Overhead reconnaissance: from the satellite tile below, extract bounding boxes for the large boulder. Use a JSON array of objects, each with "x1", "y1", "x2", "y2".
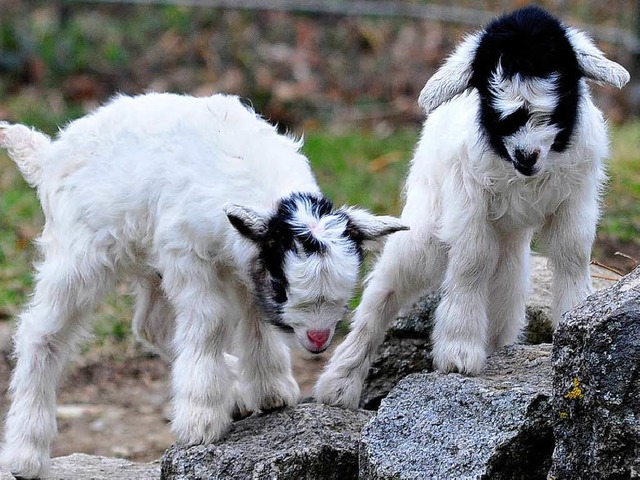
[
  {"x1": 359, "y1": 256, "x2": 617, "y2": 409},
  {"x1": 550, "y1": 266, "x2": 640, "y2": 479},
  {"x1": 359, "y1": 293, "x2": 437, "y2": 410},
  {"x1": 0, "y1": 453, "x2": 159, "y2": 480},
  {"x1": 161, "y1": 403, "x2": 373, "y2": 479},
  {"x1": 360, "y1": 344, "x2": 554, "y2": 479}
]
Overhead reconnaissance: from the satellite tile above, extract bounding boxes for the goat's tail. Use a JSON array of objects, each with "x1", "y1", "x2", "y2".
[{"x1": 0, "y1": 122, "x2": 51, "y2": 187}]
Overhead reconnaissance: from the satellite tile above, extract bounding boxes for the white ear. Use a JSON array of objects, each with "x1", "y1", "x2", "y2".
[
  {"x1": 224, "y1": 204, "x2": 269, "y2": 242},
  {"x1": 566, "y1": 28, "x2": 630, "y2": 89},
  {"x1": 342, "y1": 207, "x2": 409, "y2": 252},
  {"x1": 418, "y1": 33, "x2": 481, "y2": 114}
]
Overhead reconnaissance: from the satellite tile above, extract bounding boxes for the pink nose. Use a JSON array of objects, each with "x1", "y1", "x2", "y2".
[{"x1": 307, "y1": 329, "x2": 331, "y2": 349}]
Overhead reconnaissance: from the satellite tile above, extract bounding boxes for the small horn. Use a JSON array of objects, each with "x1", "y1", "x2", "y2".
[
  {"x1": 418, "y1": 33, "x2": 481, "y2": 114},
  {"x1": 566, "y1": 28, "x2": 630, "y2": 89}
]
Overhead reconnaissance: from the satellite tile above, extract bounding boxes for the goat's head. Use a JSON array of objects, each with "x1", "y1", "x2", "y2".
[
  {"x1": 418, "y1": 5, "x2": 629, "y2": 177},
  {"x1": 225, "y1": 193, "x2": 407, "y2": 353}
]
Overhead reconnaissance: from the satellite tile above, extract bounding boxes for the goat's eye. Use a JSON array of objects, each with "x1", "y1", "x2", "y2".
[
  {"x1": 529, "y1": 114, "x2": 550, "y2": 128},
  {"x1": 497, "y1": 107, "x2": 529, "y2": 136},
  {"x1": 272, "y1": 279, "x2": 287, "y2": 304}
]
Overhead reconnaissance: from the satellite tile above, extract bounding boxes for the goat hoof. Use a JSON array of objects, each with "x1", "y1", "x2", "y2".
[
  {"x1": 253, "y1": 374, "x2": 300, "y2": 413},
  {"x1": 1, "y1": 444, "x2": 49, "y2": 480},
  {"x1": 432, "y1": 339, "x2": 487, "y2": 375},
  {"x1": 232, "y1": 406, "x2": 253, "y2": 421},
  {"x1": 260, "y1": 404, "x2": 287, "y2": 414},
  {"x1": 172, "y1": 403, "x2": 232, "y2": 445},
  {"x1": 314, "y1": 367, "x2": 363, "y2": 409},
  {"x1": 259, "y1": 394, "x2": 291, "y2": 413}
]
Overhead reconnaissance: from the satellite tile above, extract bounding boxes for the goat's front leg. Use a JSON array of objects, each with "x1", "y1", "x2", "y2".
[
  {"x1": 170, "y1": 308, "x2": 235, "y2": 444},
  {"x1": 487, "y1": 231, "x2": 532, "y2": 351},
  {"x1": 315, "y1": 224, "x2": 445, "y2": 409},
  {"x1": 540, "y1": 186, "x2": 599, "y2": 327},
  {"x1": 432, "y1": 213, "x2": 500, "y2": 375},
  {"x1": 164, "y1": 267, "x2": 236, "y2": 445},
  {"x1": 236, "y1": 304, "x2": 299, "y2": 413}
]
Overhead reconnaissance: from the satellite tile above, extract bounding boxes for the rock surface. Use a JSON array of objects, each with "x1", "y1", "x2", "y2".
[
  {"x1": 161, "y1": 403, "x2": 373, "y2": 479},
  {"x1": 359, "y1": 255, "x2": 618, "y2": 409},
  {"x1": 359, "y1": 293, "x2": 437, "y2": 409},
  {"x1": 360, "y1": 344, "x2": 554, "y2": 479},
  {"x1": 0, "y1": 453, "x2": 160, "y2": 480},
  {"x1": 550, "y1": 266, "x2": 640, "y2": 479}
]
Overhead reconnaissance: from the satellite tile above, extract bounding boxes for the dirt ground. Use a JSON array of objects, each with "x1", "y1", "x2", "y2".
[{"x1": 0, "y1": 323, "x2": 340, "y2": 463}]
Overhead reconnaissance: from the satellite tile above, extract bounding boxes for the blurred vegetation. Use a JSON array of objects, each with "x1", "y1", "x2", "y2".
[
  {"x1": 0, "y1": 2, "x2": 633, "y2": 127},
  {"x1": 0, "y1": 1, "x2": 638, "y2": 341},
  {"x1": 602, "y1": 121, "x2": 640, "y2": 243}
]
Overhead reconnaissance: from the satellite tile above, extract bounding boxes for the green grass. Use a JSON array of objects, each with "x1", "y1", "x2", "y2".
[
  {"x1": 601, "y1": 121, "x2": 640, "y2": 243},
  {"x1": 0, "y1": 154, "x2": 41, "y2": 316},
  {"x1": 304, "y1": 129, "x2": 416, "y2": 215}
]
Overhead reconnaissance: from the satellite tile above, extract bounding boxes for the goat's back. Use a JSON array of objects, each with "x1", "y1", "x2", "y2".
[{"x1": 28, "y1": 93, "x2": 319, "y2": 265}]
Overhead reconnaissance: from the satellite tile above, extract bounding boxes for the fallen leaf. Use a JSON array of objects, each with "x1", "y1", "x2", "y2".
[{"x1": 368, "y1": 150, "x2": 404, "y2": 173}]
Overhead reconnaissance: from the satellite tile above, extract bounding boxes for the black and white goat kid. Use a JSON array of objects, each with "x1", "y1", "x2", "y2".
[
  {"x1": 316, "y1": 6, "x2": 630, "y2": 408},
  {"x1": 0, "y1": 93, "x2": 406, "y2": 478}
]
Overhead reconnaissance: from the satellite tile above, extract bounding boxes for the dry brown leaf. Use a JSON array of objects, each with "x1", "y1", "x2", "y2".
[{"x1": 368, "y1": 151, "x2": 404, "y2": 173}]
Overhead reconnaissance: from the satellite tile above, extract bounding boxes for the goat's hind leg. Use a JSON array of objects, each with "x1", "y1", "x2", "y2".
[
  {"x1": 132, "y1": 275, "x2": 175, "y2": 361},
  {"x1": 487, "y1": 232, "x2": 532, "y2": 352},
  {"x1": 1, "y1": 257, "x2": 113, "y2": 479}
]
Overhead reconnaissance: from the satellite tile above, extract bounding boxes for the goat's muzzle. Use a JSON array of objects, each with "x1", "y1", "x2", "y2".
[{"x1": 513, "y1": 148, "x2": 540, "y2": 176}]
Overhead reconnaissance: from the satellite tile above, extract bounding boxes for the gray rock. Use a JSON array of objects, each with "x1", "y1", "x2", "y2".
[
  {"x1": 360, "y1": 344, "x2": 553, "y2": 480},
  {"x1": 525, "y1": 256, "x2": 617, "y2": 344},
  {"x1": 359, "y1": 256, "x2": 617, "y2": 409},
  {"x1": 161, "y1": 403, "x2": 373, "y2": 479},
  {"x1": 0, "y1": 453, "x2": 160, "y2": 480},
  {"x1": 550, "y1": 266, "x2": 640, "y2": 479}
]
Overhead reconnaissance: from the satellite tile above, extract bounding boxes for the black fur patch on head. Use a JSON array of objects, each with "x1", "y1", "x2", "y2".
[
  {"x1": 470, "y1": 5, "x2": 582, "y2": 161},
  {"x1": 278, "y1": 192, "x2": 334, "y2": 255},
  {"x1": 340, "y1": 216, "x2": 366, "y2": 265},
  {"x1": 251, "y1": 192, "x2": 353, "y2": 329}
]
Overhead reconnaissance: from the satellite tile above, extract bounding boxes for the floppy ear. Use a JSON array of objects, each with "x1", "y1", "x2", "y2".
[
  {"x1": 566, "y1": 28, "x2": 630, "y2": 89},
  {"x1": 341, "y1": 207, "x2": 409, "y2": 252},
  {"x1": 418, "y1": 33, "x2": 481, "y2": 114},
  {"x1": 224, "y1": 204, "x2": 269, "y2": 242}
]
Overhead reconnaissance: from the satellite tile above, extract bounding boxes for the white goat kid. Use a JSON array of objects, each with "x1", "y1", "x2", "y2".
[
  {"x1": 316, "y1": 6, "x2": 630, "y2": 409},
  {"x1": 0, "y1": 92, "x2": 405, "y2": 479}
]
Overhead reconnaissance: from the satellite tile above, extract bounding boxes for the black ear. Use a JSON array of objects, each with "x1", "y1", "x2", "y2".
[
  {"x1": 224, "y1": 204, "x2": 269, "y2": 242},
  {"x1": 340, "y1": 207, "x2": 409, "y2": 252}
]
